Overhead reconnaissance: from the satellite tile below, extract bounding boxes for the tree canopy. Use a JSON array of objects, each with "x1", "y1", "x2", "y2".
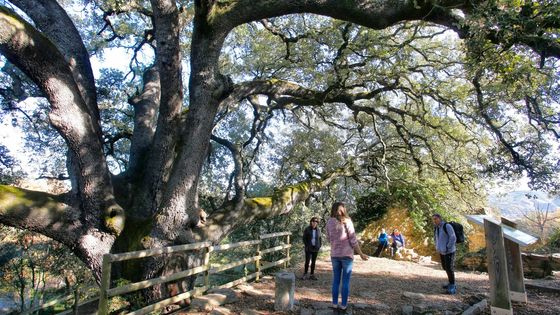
[{"x1": 0, "y1": 0, "x2": 559, "y2": 281}]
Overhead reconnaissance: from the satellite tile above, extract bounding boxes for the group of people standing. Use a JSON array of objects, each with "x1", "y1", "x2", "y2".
[{"x1": 301, "y1": 203, "x2": 459, "y2": 311}]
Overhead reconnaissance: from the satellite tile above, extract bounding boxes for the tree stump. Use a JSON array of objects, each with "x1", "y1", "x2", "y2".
[{"x1": 274, "y1": 272, "x2": 295, "y2": 311}]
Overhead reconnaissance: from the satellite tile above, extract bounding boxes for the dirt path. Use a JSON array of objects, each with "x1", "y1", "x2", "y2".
[{"x1": 217, "y1": 255, "x2": 560, "y2": 315}]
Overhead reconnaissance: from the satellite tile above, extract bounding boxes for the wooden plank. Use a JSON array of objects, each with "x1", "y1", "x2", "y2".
[
  {"x1": 209, "y1": 256, "x2": 260, "y2": 274},
  {"x1": 126, "y1": 286, "x2": 207, "y2": 315},
  {"x1": 501, "y1": 217, "x2": 527, "y2": 303},
  {"x1": 261, "y1": 257, "x2": 289, "y2": 271},
  {"x1": 97, "y1": 254, "x2": 112, "y2": 315},
  {"x1": 22, "y1": 285, "x2": 99, "y2": 315},
  {"x1": 484, "y1": 218, "x2": 512, "y2": 313},
  {"x1": 467, "y1": 215, "x2": 538, "y2": 246},
  {"x1": 260, "y1": 244, "x2": 291, "y2": 255},
  {"x1": 58, "y1": 297, "x2": 100, "y2": 315},
  {"x1": 211, "y1": 239, "x2": 261, "y2": 252},
  {"x1": 260, "y1": 231, "x2": 291, "y2": 239},
  {"x1": 215, "y1": 272, "x2": 260, "y2": 290},
  {"x1": 285, "y1": 234, "x2": 291, "y2": 268},
  {"x1": 21, "y1": 293, "x2": 74, "y2": 314},
  {"x1": 109, "y1": 241, "x2": 212, "y2": 262},
  {"x1": 106, "y1": 265, "x2": 208, "y2": 297}
]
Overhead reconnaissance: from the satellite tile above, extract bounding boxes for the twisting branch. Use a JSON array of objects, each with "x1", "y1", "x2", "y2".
[
  {"x1": 371, "y1": 114, "x2": 390, "y2": 187},
  {"x1": 210, "y1": 135, "x2": 245, "y2": 206},
  {"x1": 260, "y1": 19, "x2": 309, "y2": 61},
  {"x1": 472, "y1": 71, "x2": 532, "y2": 175}
]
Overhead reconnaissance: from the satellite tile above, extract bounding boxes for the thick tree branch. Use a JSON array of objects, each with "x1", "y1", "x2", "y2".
[
  {"x1": 134, "y1": 0, "x2": 183, "y2": 218},
  {"x1": 128, "y1": 67, "x2": 160, "y2": 176},
  {"x1": 212, "y1": 0, "x2": 469, "y2": 33},
  {"x1": 10, "y1": 0, "x2": 100, "y2": 131},
  {"x1": 0, "y1": 7, "x2": 123, "y2": 235},
  {"x1": 201, "y1": 165, "x2": 356, "y2": 241},
  {"x1": 0, "y1": 185, "x2": 82, "y2": 249}
]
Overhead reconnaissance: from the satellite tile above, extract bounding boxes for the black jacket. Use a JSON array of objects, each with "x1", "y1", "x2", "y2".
[{"x1": 303, "y1": 226, "x2": 322, "y2": 252}]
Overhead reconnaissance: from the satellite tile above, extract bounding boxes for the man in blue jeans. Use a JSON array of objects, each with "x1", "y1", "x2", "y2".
[{"x1": 432, "y1": 213, "x2": 457, "y2": 294}]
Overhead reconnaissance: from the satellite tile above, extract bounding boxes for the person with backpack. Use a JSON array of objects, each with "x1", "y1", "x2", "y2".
[{"x1": 432, "y1": 213, "x2": 457, "y2": 294}]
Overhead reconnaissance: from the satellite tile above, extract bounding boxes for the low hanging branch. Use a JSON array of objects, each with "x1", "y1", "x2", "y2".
[{"x1": 201, "y1": 164, "x2": 356, "y2": 241}]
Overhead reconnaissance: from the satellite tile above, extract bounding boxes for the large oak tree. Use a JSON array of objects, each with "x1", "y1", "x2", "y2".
[{"x1": 1, "y1": 0, "x2": 559, "y2": 290}]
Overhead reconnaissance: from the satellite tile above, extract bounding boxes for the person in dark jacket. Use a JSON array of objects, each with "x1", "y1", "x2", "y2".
[{"x1": 302, "y1": 216, "x2": 322, "y2": 280}]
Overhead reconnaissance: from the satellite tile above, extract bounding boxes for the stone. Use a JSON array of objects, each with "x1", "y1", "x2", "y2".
[
  {"x1": 402, "y1": 305, "x2": 414, "y2": 315},
  {"x1": 371, "y1": 303, "x2": 391, "y2": 311},
  {"x1": 461, "y1": 299, "x2": 487, "y2": 315},
  {"x1": 274, "y1": 272, "x2": 295, "y2": 311},
  {"x1": 300, "y1": 307, "x2": 314, "y2": 315},
  {"x1": 240, "y1": 310, "x2": 260, "y2": 315},
  {"x1": 237, "y1": 284, "x2": 261, "y2": 297},
  {"x1": 413, "y1": 303, "x2": 429, "y2": 313},
  {"x1": 207, "y1": 288, "x2": 239, "y2": 304},
  {"x1": 310, "y1": 301, "x2": 331, "y2": 310},
  {"x1": 191, "y1": 293, "x2": 228, "y2": 311},
  {"x1": 402, "y1": 291, "x2": 426, "y2": 299},
  {"x1": 353, "y1": 303, "x2": 369, "y2": 309},
  {"x1": 210, "y1": 307, "x2": 232, "y2": 315}
]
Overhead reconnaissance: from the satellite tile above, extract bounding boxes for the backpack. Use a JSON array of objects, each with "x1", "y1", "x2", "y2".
[{"x1": 443, "y1": 221, "x2": 465, "y2": 244}]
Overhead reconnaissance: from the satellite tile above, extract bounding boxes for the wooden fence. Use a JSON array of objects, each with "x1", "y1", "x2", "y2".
[
  {"x1": 21, "y1": 231, "x2": 291, "y2": 314},
  {"x1": 97, "y1": 231, "x2": 292, "y2": 315}
]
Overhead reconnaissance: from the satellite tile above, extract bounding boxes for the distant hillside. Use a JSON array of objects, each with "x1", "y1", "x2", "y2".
[{"x1": 488, "y1": 191, "x2": 560, "y2": 219}]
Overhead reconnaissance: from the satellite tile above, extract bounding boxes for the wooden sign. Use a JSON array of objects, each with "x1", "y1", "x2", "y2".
[{"x1": 466, "y1": 215, "x2": 538, "y2": 246}]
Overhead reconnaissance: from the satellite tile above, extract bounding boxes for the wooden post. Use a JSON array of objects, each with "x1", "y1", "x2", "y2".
[
  {"x1": 501, "y1": 217, "x2": 527, "y2": 303},
  {"x1": 203, "y1": 246, "x2": 212, "y2": 289},
  {"x1": 97, "y1": 254, "x2": 112, "y2": 315},
  {"x1": 255, "y1": 242, "x2": 261, "y2": 282},
  {"x1": 285, "y1": 234, "x2": 290, "y2": 268},
  {"x1": 484, "y1": 219, "x2": 513, "y2": 315},
  {"x1": 72, "y1": 287, "x2": 79, "y2": 315}
]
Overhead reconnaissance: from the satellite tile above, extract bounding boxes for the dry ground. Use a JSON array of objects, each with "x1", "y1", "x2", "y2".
[{"x1": 214, "y1": 254, "x2": 560, "y2": 315}]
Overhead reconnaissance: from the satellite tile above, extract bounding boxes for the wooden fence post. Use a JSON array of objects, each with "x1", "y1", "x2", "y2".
[
  {"x1": 285, "y1": 234, "x2": 290, "y2": 268},
  {"x1": 72, "y1": 287, "x2": 79, "y2": 315},
  {"x1": 203, "y1": 245, "x2": 212, "y2": 289},
  {"x1": 501, "y1": 217, "x2": 527, "y2": 303},
  {"x1": 255, "y1": 241, "x2": 261, "y2": 282},
  {"x1": 97, "y1": 254, "x2": 112, "y2": 315},
  {"x1": 484, "y1": 218, "x2": 513, "y2": 315}
]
